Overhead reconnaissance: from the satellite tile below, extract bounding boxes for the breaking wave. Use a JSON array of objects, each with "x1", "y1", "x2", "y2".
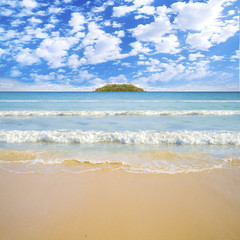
[
  {"x1": 0, "y1": 130, "x2": 240, "y2": 145},
  {"x1": 0, "y1": 100, "x2": 240, "y2": 103},
  {"x1": 1, "y1": 110, "x2": 240, "y2": 117},
  {"x1": 0, "y1": 149, "x2": 238, "y2": 174}
]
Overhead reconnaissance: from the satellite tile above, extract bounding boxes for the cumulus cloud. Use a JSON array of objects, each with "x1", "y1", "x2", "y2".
[
  {"x1": 0, "y1": 48, "x2": 6, "y2": 56},
  {"x1": 20, "y1": 0, "x2": 38, "y2": 9},
  {"x1": 36, "y1": 37, "x2": 73, "y2": 68},
  {"x1": 28, "y1": 17, "x2": 42, "y2": 25},
  {"x1": 138, "y1": 6, "x2": 155, "y2": 15},
  {"x1": 10, "y1": 67, "x2": 21, "y2": 77},
  {"x1": 131, "y1": 7, "x2": 171, "y2": 42},
  {"x1": 81, "y1": 22, "x2": 126, "y2": 64},
  {"x1": 131, "y1": 6, "x2": 179, "y2": 54},
  {"x1": 69, "y1": 12, "x2": 85, "y2": 33},
  {"x1": 108, "y1": 74, "x2": 128, "y2": 83},
  {"x1": 113, "y1": 5, "x2": 136, "y2": 17},
  {"x1": 0, "y1": 78, "x2": 94, "y2": 91},
  {"x1": 68, "y1": 54, "x2": 86, "y2": 69},
  {"x1": 230, "y1": 50, "x2": 240, "y2": 61},
  {"x1": 113, "y1": 0, "x2": 154, "y2": 17},
  {"x1": 189, "y1": 52, "x2": 205, "y2": 61},
  {"x1": 16, "y1": 48, "x2": 39, "y2": 65},
  {"x1": 210, "y1": 55, "x2": 224, "y2": 61},
  {"x1": 172, "y1": 0, "x2": 239, "y2": 50},
  {"x1": 129, "y1": 41, "x2": 151, "y2": 55},
  {"x1": 0, "y1": 0, "x2": 238, "y2": 91}
]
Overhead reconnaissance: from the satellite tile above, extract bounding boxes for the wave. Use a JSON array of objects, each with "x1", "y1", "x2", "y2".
[
  {"x1": 0, "y1": 100, "x2": 239, "y2": 103},
  {"x1": 0, "y1": 130, "x2": 240, "y2": 145},
  {"x1": 0, "y1": 149, "x2": 237, "y2": 174},
  {"x1": 1, "y1": 110, "x2": 240, "y2": 117}
]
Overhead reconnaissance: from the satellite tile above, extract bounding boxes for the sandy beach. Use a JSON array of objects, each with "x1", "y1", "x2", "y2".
[{"x1": 0, "y1": 168, "x2": 239, "y2": 240}]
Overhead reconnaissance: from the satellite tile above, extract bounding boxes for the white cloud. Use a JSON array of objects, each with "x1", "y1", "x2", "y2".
[
  {"x1": 35, "y1": 28, "x2": 48, "y2": 39},
  {"x1": 1, "y1": 8, "x2": 14, "y2": 16},
  {"x1": 93, "y1": 1, "x2": 114, "y2": 13},
  {"x1": 20, "y1": 0, "x2": 37, "y2": 9},
  {"x1": 113, "y1": 5, "x2": 136, "y2": 17},
  {"x1": 189, "y1": 52, "x2": 205, "y2": 61},
  {"x1": 129, "y1": 41, "x2": 151, "y2": 55},
  {"x1": 108, "y1": 74, "x2": 128, "y2": 83},
  {"x1": 150, "y1": 63, "x2": 185, "y2": 82},
  {"x1": 227, "y1": 10, "x2": 235, "y2": 15},
  {"x1": 16, "y1": 48, "x2": 39, "y2": 65},
  {"x1": 81, "y1": 22, "x2": 126, "y2": 64},
  {"x1": 0, "y1": 30, "x2": 17, "y2": 41},
  {"x1": 185, "y1": 60, "x2": 210, "y2": 80},
  {"x1": 186, "y1": 32, "x2": 212, "y2": 51},
  {"x1": 155, "y1": 34, "x2": 180, "y2": 54},
  {"x1": 0, "y1": 48, "x2": 6, "y2": 57},
  {"x1": 114, "y1": 30, "x2": 125, "y2": 38},
  {"x1": 135, "y1": 14, "x2": 150, "y2": 20},
  {"x1": 11, "y1": 19, "x2": 24, "y2": 27},
  {"x1": 67, "y1": 54, "x2": 86, "y2": 69},
  {"x1": 172, "y1": 0, "x2": 239, "y2": 50},
  {"x1": 113, "y1": 0, "x2": 154, "y2": 17},
  {"x1": 112, "y1": 21, "x2": 122, "y2": 28},
  {"x1": 230, "y1": 50, "x2": 240, "y2": 61},
  {"x1": 133, "y1": 57, "x2": 212, "y2": 84},
  {"x1": 210, "y1": 55, "x2": 224, "y2": 61},
  {"x1": 10, "y1": 68, "x2": 21, "y2": 77},
  {"x1": 48, "y1": 7, "x2": 62, "y2": 14},
  {"x1": 131, "y1": 10, "x2": 171, "y2": 42},
  {"x1": 93, "y1": 6, "x2": 106, "y2": 13},
  {"x1": 138, "y1": 6, "x2": 155, "y2": 15},
  {"x1": 36, "y1": 10, "x2": 45, "y2": 16},
  {"x1": 0, "y1": 78, "x2": 94, "y2": 91},
  {"x1": 131, "y1": 6, "x2": 179, "y2": 54},
  {"x1": 69, "y1": 12, "x2": 85, "y2": 33},
  {"x1": 133, "y1": 0, "x2": 153, "y2": 7},
  {"x1": 36, "y1": 37, "x2": 73, "y2": 68},
  {"x1": 28, "y1": 17, "x2": 42, "y2": 25},
  {"x1": 78, "y1": 70, "x2": 95, "y2": 80},
  {"x1": 121, "y1": 62, "x2": 131, "y2": 67},
  {"x1": 30, "y1": 72, "x2": 56, "y2": 82},
  {"x1": 210, "y1": 19, "x2": 239, "y2": 44},
  {"x1": 49, "y1": 16, "x2": 59, "y2": 25},
  {"x1": 172, "y1": 0, "x2": 223, "y2": 31}
]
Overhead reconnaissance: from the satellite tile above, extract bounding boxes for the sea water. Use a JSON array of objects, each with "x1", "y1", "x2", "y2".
[{"x1": 0, "y1": 92, "x2": 239, "y2": 174}]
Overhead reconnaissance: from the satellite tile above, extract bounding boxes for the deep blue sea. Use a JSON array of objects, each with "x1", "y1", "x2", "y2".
[{"x1": 0, "y1": 92, "x2": 239, "y2": 174}]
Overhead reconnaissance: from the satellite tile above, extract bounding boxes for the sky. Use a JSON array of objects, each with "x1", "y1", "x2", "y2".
[{"x1": 0, "y1": 0, "x2": 239, "y2": 91}]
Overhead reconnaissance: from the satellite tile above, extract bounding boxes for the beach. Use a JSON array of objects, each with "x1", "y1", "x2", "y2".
[
  {"x1": 0, "y1": 92, "x2": 240, "y2": 239},
  {"x1": 1, "y1": 168, "x2": 240, "y2": 240},
  {"x1": 1, "y1": 0, "x2": 239, "y2": 237}
]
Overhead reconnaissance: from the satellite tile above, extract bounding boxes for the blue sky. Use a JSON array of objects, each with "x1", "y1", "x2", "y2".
[{"x1": 0, "y1": 0, "x2": 239, "y2": 91}]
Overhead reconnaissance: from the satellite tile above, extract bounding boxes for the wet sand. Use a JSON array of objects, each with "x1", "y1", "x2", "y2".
[{"x1": 0, "y1": 168, "x2": 240, "y2": 240}]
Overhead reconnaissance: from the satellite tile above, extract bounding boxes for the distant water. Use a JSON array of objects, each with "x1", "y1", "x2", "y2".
[{"x1": 0, "y1": 92, "x2": 239, "y2": 174}]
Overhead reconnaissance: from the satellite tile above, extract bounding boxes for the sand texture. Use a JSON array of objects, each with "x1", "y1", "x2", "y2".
[{"x1": 0, "y1": 168, "x2": 240, "y2": 240}]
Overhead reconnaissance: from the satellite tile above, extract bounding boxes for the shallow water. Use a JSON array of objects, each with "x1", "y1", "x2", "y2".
[{"x1": 0, "y1": 91, "x2": 239, "y2": 174}]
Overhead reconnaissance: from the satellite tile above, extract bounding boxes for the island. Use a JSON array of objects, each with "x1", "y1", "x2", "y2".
[{"x1": 95, "y1": 84, "x2": 144, "y2": 92}]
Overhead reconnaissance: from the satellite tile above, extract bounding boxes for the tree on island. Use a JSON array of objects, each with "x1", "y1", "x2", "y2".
[{"x1": 95, "y1": 84, "x2": 144, "y2": 92}]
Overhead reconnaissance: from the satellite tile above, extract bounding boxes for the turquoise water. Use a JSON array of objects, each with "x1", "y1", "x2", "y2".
[{"x1": 0, "y1": 92, "x2": 239, "y2": 174}]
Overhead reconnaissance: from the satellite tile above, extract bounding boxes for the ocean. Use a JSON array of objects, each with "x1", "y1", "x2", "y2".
[{"x1": 0, "y1": 91, "x2": 240, "y2": 174}]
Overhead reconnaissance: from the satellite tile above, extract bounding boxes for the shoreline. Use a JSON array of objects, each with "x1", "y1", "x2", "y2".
[{"x1": 0, "y1": 168, "x2": 240, "y2": 240}]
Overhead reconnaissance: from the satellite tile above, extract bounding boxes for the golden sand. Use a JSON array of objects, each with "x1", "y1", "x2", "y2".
[{"x1": 0, "y1": 168, "x2": 240, "y2": 240}]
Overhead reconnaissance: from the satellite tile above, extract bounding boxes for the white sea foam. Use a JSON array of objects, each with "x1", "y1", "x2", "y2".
[
  {"x1": 1, "y1": 110, "x2": 240, "y2": 117},
  {"x1": 0, "y1": 130, "x2": 239, "y2": 145},
  {"x1": 0, "y1": 100, "x2": 239, "y2": 103},
  {"x1": 0, "y1": 148, "x2": 238, "y2": 174}
]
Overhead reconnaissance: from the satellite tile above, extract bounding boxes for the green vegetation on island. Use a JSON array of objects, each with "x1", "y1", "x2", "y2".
[{"x1": 95, "y1": 84, "x2": 144, "y2": 92}]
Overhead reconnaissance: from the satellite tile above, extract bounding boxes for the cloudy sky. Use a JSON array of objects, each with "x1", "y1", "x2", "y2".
[{"x1": 0, "y1": 0, "x2": 239, "y2": 91}]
